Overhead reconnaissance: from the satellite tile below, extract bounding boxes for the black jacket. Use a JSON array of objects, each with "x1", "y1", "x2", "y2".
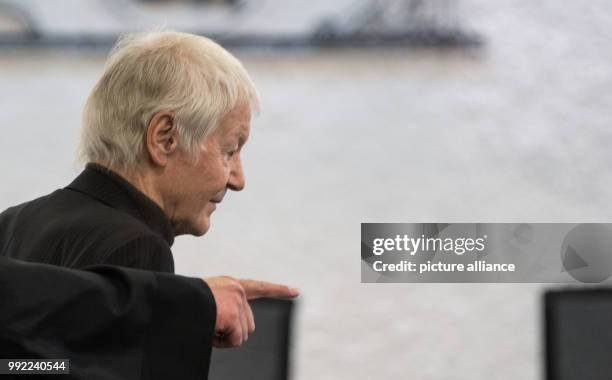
[
  {"x1": 0, "y1": 164, "x2": 175, "y2": 272},
  {"x1": 0, "y1": 256, "x2": 216, "y2": 380}
]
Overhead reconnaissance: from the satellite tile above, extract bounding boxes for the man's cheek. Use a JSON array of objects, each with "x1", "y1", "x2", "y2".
[{"x1": 219, "y1": 171, "x2": 231, "y2": 188}]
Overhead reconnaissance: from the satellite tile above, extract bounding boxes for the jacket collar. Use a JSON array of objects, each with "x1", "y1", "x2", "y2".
[{"x1": 65, "y1": 163, "x2": 175, "y2": 246}]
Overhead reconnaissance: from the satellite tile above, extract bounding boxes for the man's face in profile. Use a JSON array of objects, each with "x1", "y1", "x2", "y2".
[{"x1": 163, "y1": 102, "x2": 252, "y2": 236}]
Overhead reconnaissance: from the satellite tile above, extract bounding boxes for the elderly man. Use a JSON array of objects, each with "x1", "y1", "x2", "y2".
[{"x1": 0, "y1": 31, "x2": 296, "y2": 352}]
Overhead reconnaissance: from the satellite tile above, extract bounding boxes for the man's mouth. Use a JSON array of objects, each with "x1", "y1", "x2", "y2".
[{"x1": 210, "y1": 194, "x2": 225, "y2": 203}]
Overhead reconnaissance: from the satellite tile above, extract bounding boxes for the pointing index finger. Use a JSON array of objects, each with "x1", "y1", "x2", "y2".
[{"x1": 239, "y1": 279, "x2": 300, "y2": 300}]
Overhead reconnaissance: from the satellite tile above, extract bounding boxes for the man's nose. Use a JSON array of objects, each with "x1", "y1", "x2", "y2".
[{"x1": 227, "y1": 157, "x2": 245, "y2": 191}]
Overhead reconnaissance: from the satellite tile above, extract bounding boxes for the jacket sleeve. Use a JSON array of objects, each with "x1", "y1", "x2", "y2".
[{"x1": 0, "y1": 257, "x2": 216, "y2": 380}]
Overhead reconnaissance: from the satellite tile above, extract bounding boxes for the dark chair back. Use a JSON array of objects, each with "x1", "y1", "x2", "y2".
[
  {"x1": 209, "y1": 298, "x2": 295, "y2": 380},
  {"x1": 545, "y1": 288, "x2": 612, "y2": 380}
]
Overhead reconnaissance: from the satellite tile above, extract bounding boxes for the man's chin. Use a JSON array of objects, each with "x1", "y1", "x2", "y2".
[
  {"x1": 173, "y1": 217, "x2": 210, "y2": 237},
  {"x1": 192, "y1": 227, "x2": 209, "y2": 237},
  {"x1": 193, "y1": 217, "x2": 211, "y2": 236}
]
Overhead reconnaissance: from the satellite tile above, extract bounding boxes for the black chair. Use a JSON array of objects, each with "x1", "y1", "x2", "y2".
[
  {"x1": 544, "y1": 288, "x2": 612, "y2": 380},
  {"x1": 209, "y1": 298, "x2": 295, "y2": 380}
]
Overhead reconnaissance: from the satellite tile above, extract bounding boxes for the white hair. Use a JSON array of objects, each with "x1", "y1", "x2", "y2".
[{"x1": 79, "y1": 30, "x2": 259, "y2": 171}]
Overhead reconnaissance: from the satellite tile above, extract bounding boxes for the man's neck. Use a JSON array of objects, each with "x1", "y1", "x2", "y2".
[{"x1": 99, "y1": 163, "x2": 166, "y2": 212}]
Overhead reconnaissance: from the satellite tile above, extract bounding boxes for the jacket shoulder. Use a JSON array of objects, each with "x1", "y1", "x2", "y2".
[
  {"x1": 0, "y1": 192, "x2": 61, "y2": 255},
  {"x1": 0, "y1": 189, "x2": 174, "y2": 272}
]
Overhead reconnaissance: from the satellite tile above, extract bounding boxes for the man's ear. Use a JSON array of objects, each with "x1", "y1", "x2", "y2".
[{"x1": 146, "y1": 112, "x2": 178, "y2": 167}]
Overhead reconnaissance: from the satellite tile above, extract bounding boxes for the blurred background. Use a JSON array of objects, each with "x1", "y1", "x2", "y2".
[{"x1": 1, "y1": 0, "x2": 611, "y2": 379}]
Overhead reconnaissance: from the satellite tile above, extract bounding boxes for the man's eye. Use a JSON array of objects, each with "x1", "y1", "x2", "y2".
[{"x1": 226, "y1": 145, "x2": 239, "y2": 158}]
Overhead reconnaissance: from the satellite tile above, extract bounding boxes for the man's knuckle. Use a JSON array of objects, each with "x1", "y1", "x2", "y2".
[
  {"x1": 232, "y1": 283, "x2": 246, "y2": 297},
  {"x1": 219, "y1": 275, "x2": 232, "y2": 282}
]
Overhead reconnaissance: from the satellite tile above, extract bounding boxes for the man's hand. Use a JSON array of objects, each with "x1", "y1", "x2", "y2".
[{"x1": 204, "y1": 276, "x2": 299, "y2": 348}]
